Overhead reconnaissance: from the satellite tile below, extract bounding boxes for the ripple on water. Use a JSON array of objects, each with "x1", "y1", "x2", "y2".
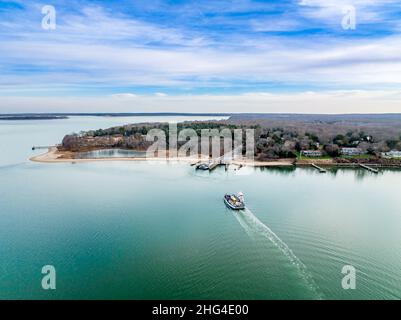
[
  {"x1": 230, "y1": 208, "x2": 323, "y2": 299},
  {"x1": 268, "y1": 222, "x2": 401, "y2": 299}
]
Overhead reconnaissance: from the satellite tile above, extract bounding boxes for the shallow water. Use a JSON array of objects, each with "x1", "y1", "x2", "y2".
[{"x1": 0, "y1": 116, "x2": 400, "y2": 299}]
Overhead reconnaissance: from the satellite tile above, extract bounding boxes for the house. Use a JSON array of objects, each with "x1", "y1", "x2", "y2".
[
  {"x1": 301, "y1": 150, "x2": 323, "y2": 157},
  {"x1": 351, "y1": 140, "x2": 360, "y2": 146},
  {"x1": 381, "y1": 150, "x2": 401, "y2": 159},
  {"x1": 340, "y1": 147, "x2": 363, "y2": 156}
]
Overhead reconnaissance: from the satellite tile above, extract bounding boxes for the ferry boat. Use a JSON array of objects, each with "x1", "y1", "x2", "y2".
[{"x1": 224, "y1": 192, "x2": 245, "y2": 210}]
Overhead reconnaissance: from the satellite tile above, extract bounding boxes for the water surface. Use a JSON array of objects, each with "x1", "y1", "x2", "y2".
[
  {"x1": 0, "y1": 116, "x2": 400, "y2": 299},
  {"x1": 75, "y1": 149, "x2": 147, "y2": 159}
]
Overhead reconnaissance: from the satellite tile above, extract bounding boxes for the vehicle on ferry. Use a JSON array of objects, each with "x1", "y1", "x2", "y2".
[{"x1": 223, "y1": 192, "x2": 245, "y2": 210}]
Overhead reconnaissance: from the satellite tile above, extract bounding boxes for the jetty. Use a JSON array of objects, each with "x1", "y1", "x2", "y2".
[
  {"x1": 311, "y1": 163, "x2": 327, "y2": 173},
  {"x1": 195, "y1": 150, "x2": 237, "y2": 171},
  {"x1": 190, "y1": 160, "x2": 201, "y2": 166},
  {"x1": 208, "y1": 161, "x2": 220, "y2": 171},
  {"x1": 195, "y1": 158, "x2": 228, "y2": 172},
  {"x1": 359, "y1": 164, "x2": 379, "y2": 174},
  {"x1": 32, "y1": 145, "x2": 53, "y2": 150}
]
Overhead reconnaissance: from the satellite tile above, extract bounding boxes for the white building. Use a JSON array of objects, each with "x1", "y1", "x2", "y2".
[
  {"x1": 340, "y1": 147, "x2": 364, "y2": 156},
  {"x1": 381, "y1": 150, "x2": 401, "y2": 159},
  {"x1": 301, "y1": 150, "x2": 323, "y2": 157}
]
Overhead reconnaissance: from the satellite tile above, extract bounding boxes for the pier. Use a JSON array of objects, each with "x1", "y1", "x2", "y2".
[
  {"x1": 195, "y1": 147, "x2": 243, "y2": 172},
  {"x1": 311, "y1": 163, "x2": 327, "y2": 173},
  {"x1": 359, "y1": 164, "x2": 379, "y2": 174},
  {"x1": 195, "y1": 159, "x2": 228, "y2": 171},
  {"x1": 208, "y1": 162, "x2": 219, "y2": 171},
  {"x1": 32, "y1": 145, "x2": 53, "y2": 150},
  {"x1": 190, "y1": 160, "x2": 201, "y2": 166}
]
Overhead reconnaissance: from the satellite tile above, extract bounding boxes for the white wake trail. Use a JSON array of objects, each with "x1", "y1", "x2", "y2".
[{"x1": 234, "y1": 208, "x2": 323, "y2": 299}]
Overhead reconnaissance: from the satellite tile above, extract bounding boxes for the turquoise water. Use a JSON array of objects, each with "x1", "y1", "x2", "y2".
[{"x1": 1, "y1": 116, "x2": 401, "y2": 299}]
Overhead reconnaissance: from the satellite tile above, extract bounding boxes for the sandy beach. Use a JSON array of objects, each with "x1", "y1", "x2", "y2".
[
  {"x1": 32, "y1": 148, "x2": 399, "y2": 168},
  {"x1": 30, "y1": 147, "x2": 295, "y2": 167}
]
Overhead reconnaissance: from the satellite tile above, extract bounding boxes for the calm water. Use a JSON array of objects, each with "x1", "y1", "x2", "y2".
[
  {"x1": 75, "y1": 149, "x2": 147, "y2": 159},
  {"x1": 0, "y1": 116, "x2": 401, "y2": 300}
]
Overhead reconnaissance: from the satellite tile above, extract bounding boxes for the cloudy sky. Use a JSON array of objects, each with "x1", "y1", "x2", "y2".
[{"x1": 1, "y1": 0, "x2": 401, "y2": 113}]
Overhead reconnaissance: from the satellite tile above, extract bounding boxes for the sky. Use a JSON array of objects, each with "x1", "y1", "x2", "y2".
[{"x1": 1, "y1": 0, "x2": 401, "y2": 113}]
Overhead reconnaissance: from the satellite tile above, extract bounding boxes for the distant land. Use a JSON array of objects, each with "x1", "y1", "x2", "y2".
[
  {"x1": 229, "y1": 113, "x2": 401, "y2": 122},
  {"x1": 2, "y1": 112, "x2": 401, "y2": 122},
  {"x1": 0, "y1": 114, "x2": 69, "y2": 120},
  {"x1": 0, "y1": 113, "x2": 231, "y2": 120}
]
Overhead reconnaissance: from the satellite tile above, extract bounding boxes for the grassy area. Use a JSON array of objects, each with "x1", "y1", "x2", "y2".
[
  {"x1": 339, "y1": 154, "x2": 376, "y2": 160},
  {"x1": 296, "y1": 152, "x2": 377, "y2": 161}
]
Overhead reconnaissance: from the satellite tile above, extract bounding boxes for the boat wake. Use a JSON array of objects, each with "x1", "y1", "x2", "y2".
[{"x1": 234, "y1": 208, "x2": 323, "y2": 299}]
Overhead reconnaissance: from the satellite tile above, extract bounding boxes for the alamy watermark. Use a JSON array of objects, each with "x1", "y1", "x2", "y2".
[
  {"x1": 341, "y1": 265, "x2": 356, "y2": 290},
  {"x1": 342, "y1": 6, "x2": 356, "y2": 30},
  {"x1": 145, "y1": 123, "x2": 255, "y2": 164},
  {"x1": 41, "y1": 5, "x2": 56, "y2": 30},
  {"x1": 40, "y1": 4, "x2": 356, "y2": 33},
  {"x1": 41, "y1": 265, "x2": 56, "y2": 290}
]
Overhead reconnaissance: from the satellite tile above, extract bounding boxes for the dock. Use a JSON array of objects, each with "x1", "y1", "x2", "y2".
[
  {"x1": 32, "y1": 145, "x2": 53, "y2": 150},
  {"x1": 195, "y1": 159, "x2": 227, "y2": 171},
  {"x1": 359, "y1": 164, "x2": 379, "y2": 173},
  {"x1": 190, "y1": 160, "x2": 201, "y2": 166},
  {"x1": 208, "y1": 161, "x2": 220, "y2": 171},
  {"x1": 311, "y1": 163, "x2": 327, "y2": 173}
]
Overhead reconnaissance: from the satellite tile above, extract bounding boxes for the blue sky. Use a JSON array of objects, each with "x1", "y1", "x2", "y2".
[{"x1": 1, "y1": 0, "x2": 401, "y2": 113}]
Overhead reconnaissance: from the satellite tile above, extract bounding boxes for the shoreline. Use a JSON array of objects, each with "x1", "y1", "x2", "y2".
[
  {"x1": 30, "y1": 148, "x2": 401, "y2": 168},
  {"x1": 29, "y1": 148, "x2": 295, "y2": 167}
]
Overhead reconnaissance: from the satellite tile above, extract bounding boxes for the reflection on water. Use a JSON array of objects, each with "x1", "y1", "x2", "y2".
[
  {"x1": 328, "y1": 167, "x2": 385, "y2": 181},
  {"x1": 257, "y1": 166, "x2": 296, "y2": 175},
  {"x1": 75, "y1": 149, "x2": 147, "y2": 159}
]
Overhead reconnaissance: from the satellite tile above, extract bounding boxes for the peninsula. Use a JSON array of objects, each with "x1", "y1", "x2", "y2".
[{"x1": 30, "y1": 114, "x2": 401, "y2": 167}]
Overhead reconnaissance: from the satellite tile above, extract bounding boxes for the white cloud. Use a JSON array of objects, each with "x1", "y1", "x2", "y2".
[
  {"x1": 2, "y1": 90, "x2": 401, "y2": 114},
  {"x1": 111, "y1": 93, "x2": 138, "y2": 99},
  {"x1": 2, "y1": 3, "x2": 401, "y2": 91},
  {"x1": 1, "y1": 2, "x2": 401, "y2": 113},
  {"x1": 2, "y1": 33, "x2": 401, "y2": 89},
  {"x1": 251, "y1": 18, "x2": 302, "y2": 32},
  {"x1": 298, "y1": 0, "x2": 400, "y2": 25}
]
